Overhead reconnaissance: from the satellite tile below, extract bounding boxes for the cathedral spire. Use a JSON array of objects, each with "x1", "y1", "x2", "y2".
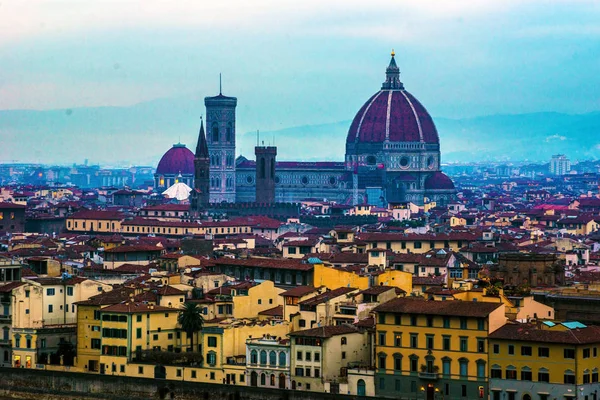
[
  {"x1": 195, "y1": 116, "x2": 209, "y2": 158},
  {"x1": 381, "y1": 49, "x2": 404, "y2": 90}
]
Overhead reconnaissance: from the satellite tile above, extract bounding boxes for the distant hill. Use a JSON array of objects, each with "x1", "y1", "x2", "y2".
[{"x1": 1, "y1": 97, "x2": 599, "y2": 166}]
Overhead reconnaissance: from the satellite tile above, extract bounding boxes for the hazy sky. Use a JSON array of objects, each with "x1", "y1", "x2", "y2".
[{"x1": 1, "y1": 0, "x2": 600, "y2": 131}]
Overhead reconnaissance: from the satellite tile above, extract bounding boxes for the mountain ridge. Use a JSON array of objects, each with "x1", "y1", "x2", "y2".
[{"x1": 1, "y1": 99, "x2": 599, "y2": 165}]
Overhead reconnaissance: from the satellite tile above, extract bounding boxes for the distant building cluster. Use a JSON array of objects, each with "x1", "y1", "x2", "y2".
[
  {"x1": 550, "y1": 154, "x2": 572, "y2": 176},
  {"x1": 2, "y1": 52, "x2": 600, "y2": 400}
]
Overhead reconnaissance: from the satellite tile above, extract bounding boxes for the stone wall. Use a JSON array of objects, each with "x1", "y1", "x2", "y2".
[{"x1": 0, "y1": 367, "x2": 368, "y2": 400}]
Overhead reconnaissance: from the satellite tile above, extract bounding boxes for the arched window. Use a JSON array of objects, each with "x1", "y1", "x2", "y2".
[
  {"x1": 506, "y1": 365, "x2": 517, "y2": 380},
  {"x1": 270, "y1": 159, "x2": 275, "y2": 179},
  {"x1": 260, "y1": 373, "x2": 266, "y2": 386},
  {"x1": 207, "y1": 351, "x2": 217, "y2": 366},
  {"x1": 393, "y1": 353, "x2": 402, "y2": 371},
  {"x1": 212, "y1": 123, "x2": 219, "y2": 142},
  {"x1": 269, "y1": 351, "x2": 277, "y2": 366},
  {"x1": 378, "y1": 352, "x2": 387, "y2": 370},
  {"x1": 226, "y1": 122, "x2": 233, "y2": 142},
  {"x1": 477, "y1": 360, "x2": 486, "y2": 379},
  {"x1": 250, "y1": 350, "x2": 258, "y2": 364},
  {"x1": 260, "y1": 350, "x2": 267, "y2": 365},
  {"x1": 279, "y1": 351, "x2": 286, "y2": 367},
  {"x1": 520, "y1": 365, "x2": 532, "y2": 381},
  {"x1": 270, "y1": 374, "x2": 275, "y2": 386},
  {"x1": 458, "y1": 358, "x2": 468, "y2": 377},
  {"x1": 564, "y1": 369, "x2": 576, "y2": 384},
  {"x1": 260, "y1": 158, "x2": 266, "y2": 179}
]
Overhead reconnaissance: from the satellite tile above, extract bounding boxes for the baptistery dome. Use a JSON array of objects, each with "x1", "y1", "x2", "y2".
[
  {"x1": 156, "y1": 144, "x2": 195, "y2": 176},
  {"x1": 154, "y1": 143, "x2": 195, "y2": 190}
]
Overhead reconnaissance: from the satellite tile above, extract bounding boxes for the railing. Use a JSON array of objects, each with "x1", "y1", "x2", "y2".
[
  {"x1": 42, "y1": 317, "x2": 77, "y2": 326},
  {"x1": 418, "y1": 372, "x2": 439, "y2": 380},
  {"x1": 247, "y1": 362, "x2": 288, "y2": 370}
]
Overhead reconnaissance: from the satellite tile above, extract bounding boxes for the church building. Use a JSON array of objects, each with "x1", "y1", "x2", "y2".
[{"x1": 155, "y1": 51, "x2": 456, "y2": 207}]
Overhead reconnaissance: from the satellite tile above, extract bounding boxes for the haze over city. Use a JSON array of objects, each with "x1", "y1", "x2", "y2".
[{"x1": 1, "y1": 0, "x2": 600, "y2": 165}]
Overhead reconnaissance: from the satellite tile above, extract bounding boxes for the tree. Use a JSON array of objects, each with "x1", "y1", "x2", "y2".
[{"x1": 178, "y1": 302, "x2": 204, "y2": 352}]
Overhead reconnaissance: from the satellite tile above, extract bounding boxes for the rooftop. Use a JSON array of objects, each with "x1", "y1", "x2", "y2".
[{"x1": 373, "y1": 297, "x2": 503, "y2": 317}]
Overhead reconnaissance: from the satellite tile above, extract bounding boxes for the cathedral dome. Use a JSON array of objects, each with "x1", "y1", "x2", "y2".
[
  {"x1": 424, "y1": 172, "x2": 455, "y2": 190},
  {"x1": 156, "y1": 144, "x2": 195, "y2": 175},
  {"x1": 346, "y1": 53, "x2": 439, "y2": 145}
]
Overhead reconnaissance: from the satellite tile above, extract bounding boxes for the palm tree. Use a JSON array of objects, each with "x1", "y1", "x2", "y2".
[{"x1": 178, "y1": 302, "x2": 204, "y2": 352}]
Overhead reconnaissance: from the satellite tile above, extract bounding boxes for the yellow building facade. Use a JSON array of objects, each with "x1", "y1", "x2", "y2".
[
  {"x1": 372, "y1": 297, "x2": 506, "y2": 400},
  {"x1": 488, "y1": 322, "x2": 600, "y2": 400}
]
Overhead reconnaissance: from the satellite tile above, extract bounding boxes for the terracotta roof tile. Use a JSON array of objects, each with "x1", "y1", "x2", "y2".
[
  {"x1": 258, "y1": 305, "x2": 283, "y2": 317},
  {"x1": 280, "y1": 286, "x2": 319, "y2": 298},
  {"x1": 489, "y1": 323, "x2": 600, "y2": 344},
  {"x1": 289, "y1": 324, "x2": 358, "y2": 338},
  {"x1": 373, "y1": 297, "x2": 503, "y2": 317},
  {"x1": 299, "y1": 287, "x2": 357, "y2": 307},
  {"x1": 101, "y1": 302, "x2": 176, "y2": 314}
]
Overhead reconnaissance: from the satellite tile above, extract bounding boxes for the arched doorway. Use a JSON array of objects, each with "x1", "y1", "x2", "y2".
[
  {"x1": 357, "y1": 379, "x2": 366, "y2": 396},
  {"x1": 250, "y1": 371, "x2": 258, "y2": 387},
  {"x1": 270, "y1": 374, "x2": 275, "y2": 386},
  {"x1": 291, "y1": 380, "x2": 296, "y2": 390},
  {"x1": 522, "y1": 395, "x2": 532, "y2": 400},
  {"x1": 279, "y1": 373, "x2": 286, "y2": 389},
  {"x1": 260, "y1": 373, "x2": 266, "y2": 386}
]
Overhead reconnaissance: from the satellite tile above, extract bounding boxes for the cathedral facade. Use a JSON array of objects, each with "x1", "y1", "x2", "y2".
[{"x1": 156, "y1": 52, "x2": 456, "y2": 206}]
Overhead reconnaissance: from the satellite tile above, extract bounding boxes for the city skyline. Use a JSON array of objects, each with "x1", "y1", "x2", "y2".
[{"x1": 1, "y1": 1, "x2": 599, "y2": 123}]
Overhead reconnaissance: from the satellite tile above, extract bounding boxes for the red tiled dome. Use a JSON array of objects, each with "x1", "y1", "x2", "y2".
[
  {"x1": 347, "y1": 53, "x2": 439, "y2": 145},
  {"x1": 424, "y1": 172, "x2": 455, "y2": 190},
  {"x1": 346, "y1": 90, "x2": 439, "y2": 144},
  {"x1": 156, "y1": 144, "x2": 194, "y2": 175}
]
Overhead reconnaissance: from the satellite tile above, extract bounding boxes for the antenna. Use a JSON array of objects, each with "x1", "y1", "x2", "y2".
[{"x1": 219, "y1": 73, "x2": 222, "y2": 94}]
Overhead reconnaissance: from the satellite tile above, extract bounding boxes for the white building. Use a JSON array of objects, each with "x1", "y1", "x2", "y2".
[
  {"x1": 246, "y1": 335, "x2": 291, "y2": 389},
  {"x1": 550, "y1": 154, "x2": 571, "y2": 175}
]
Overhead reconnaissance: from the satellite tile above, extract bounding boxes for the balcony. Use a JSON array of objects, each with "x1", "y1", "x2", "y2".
[
  {"x1": 0, "y1": 314, "x2": 11, "y2": 321},
  {"x1": 418, "y1": 372, "x2": 439, "y2": 380}
]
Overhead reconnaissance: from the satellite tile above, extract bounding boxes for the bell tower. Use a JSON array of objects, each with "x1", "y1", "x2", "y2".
[
  {"x1": 205, "y1": 75, "x2": 237, "y2": 203},
  {"x1": 255, "y1": 145, "x2": 277, "y2": 204},
  {"x1": 190, "y1": 117, "x2": 210, "y2": 215}
]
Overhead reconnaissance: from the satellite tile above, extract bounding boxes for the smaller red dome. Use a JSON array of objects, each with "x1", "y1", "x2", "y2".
[
  {"x1": 156, "y1": 144, "x2": 195, "y2": 175},
  {"x1": 424, "y1": 172, "x2": 455, "y2": 190}
]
